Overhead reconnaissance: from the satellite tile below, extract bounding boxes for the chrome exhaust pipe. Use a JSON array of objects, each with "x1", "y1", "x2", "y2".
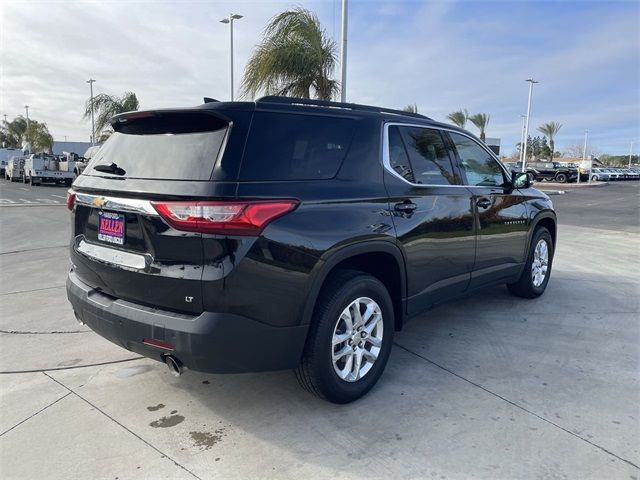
[
  {"x1": 165, "y1": 355, "x2": 184, "y2": 377},
  {"x1": 74, "y1": 311, "x2": 85, "y2": 326}
]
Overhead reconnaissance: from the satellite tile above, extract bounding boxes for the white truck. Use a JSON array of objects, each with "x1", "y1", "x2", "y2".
[
  {"x1": 5, "y1": 156, "x2": 26, "y2": 182},
  {"x1": 23, "y1": 153, "x2": 75, "y2": 186},
  {"x1": 0, "y1": 148, "x2": 22, "y2": 177}
]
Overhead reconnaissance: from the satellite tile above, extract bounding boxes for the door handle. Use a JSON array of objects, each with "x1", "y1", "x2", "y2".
[
  {"x1": 476, "y1": 198, "x2": 492, "y2": 209},
  {"x1": 394, "y1": 201, "x2": 417, "y2": 213}
]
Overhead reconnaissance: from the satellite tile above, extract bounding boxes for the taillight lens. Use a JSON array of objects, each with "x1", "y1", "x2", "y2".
[
  {"x1": 151, "y1": 200, "x2": 299, "y2": 235},
  {"x1": 66, "y1": 190, "x2": 76, "y2": 211}
]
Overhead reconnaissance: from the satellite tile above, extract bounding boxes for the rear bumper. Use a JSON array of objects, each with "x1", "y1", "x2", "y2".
[{"x1": 66, "y1": 270, "x2": 308, "y2": 373}]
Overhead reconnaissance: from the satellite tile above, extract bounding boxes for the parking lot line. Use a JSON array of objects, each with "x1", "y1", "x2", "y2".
[{"x1": 51, "y1": 195, "x2": 66, "y2": 199}]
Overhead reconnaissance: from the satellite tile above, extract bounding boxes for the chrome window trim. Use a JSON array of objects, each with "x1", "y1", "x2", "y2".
[
  {"x1": 382, "y1": 122, "x2": 510, "y2": 189},
  {"x1": 74, "y1": 193, "x2": 159, "y2": 216},
  {"x1": 75, "y1": 238, "x2": 149, "y2": 271}
]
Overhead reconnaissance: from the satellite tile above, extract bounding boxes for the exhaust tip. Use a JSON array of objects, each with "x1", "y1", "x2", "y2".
[
  {"x1": 74, "y1": 311, "x2": 85, "y2": 326},
  {"x1": 165, "y1": 355, "x2": 184, "y2": 377}
]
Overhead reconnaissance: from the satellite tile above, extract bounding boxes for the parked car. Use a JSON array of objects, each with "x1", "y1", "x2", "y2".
[
  {"x1": 619, "y1": 168, "x2": 640, "y2": 180},
  {"x1": 590, "y1": 167, "x2": 610, "y2": 182},
  {"x1": 66, "y1": 96, "x2": 557, "y2": 403},
  {"x1": 524, "y1": 161, "x2": 578, "y2": 183}
]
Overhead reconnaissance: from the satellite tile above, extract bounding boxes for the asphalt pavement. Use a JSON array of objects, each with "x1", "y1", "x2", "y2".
[{"x1": 0, "y1": 179, "x2": 638, "y2": 479}]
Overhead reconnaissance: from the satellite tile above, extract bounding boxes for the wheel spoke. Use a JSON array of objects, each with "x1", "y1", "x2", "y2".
[
  {"x1": 340, "y1": 310, "x2": 353, "y2": 332},
  {"x1": 340, "y1": 352, "x2": 354, "y2": 379},
  {"x1": 365, "y1": 335, "x2": 382, "y2": 347},
  {"x1": 333, "y1": 345, "x2": 352, "y2": 361},
  {"x1": 364, "y1": 312, "x2": 381, "y2": 335},
  {"x1": 362, "y1": 348, "x2": 378, "y2": 362},
  {"x1": 332, "y1": 332, "x2": 351, "y2": 346},
  {"x1": 352, "y1": 301, "x2": 363, "y2": 327},
  {"x1": 352, "y1": 349, "x2": 363, "y2": 380}
]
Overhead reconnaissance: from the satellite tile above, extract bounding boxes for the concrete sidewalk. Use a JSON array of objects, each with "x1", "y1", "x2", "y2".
[{"x1": 1, "y1": 200, "x2": 639, "y2": 479}]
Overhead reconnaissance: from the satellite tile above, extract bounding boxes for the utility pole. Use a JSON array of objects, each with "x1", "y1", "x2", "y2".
[
  {"x1": 521, "y1": 78, "x2": 538, "y2": 172},
  {"x1": 220, "y1": 14, "x2": 243, "y2": 101},
  {"x1": 87, "y1": 79, "x2": 96, "y2": 145},
  {"x1": 339, "y1": 0, "x2": 348, "y2": 102}
]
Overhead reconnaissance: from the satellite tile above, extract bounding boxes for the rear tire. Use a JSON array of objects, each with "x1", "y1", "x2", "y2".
[
  {"x1": 508, "y1": 227, "x2": 554, "y2": 298},
  {"x1": 555, "y1": 173, "x2": 567, "y2": 183},
  {"x1": 295, "y1": 270, "x2": 394, "y2": 404}
]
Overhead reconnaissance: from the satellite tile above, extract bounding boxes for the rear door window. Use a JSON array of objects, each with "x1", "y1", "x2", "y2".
[
  {"x1": 84, "y1": 112, "x2": 229, "y2": 180},
  {"x1": 240, "y1": 112, "x2": 355, "y2": 181},
  {"x1": 397, "y1": 126, "x2": 460, "y2": 185}
]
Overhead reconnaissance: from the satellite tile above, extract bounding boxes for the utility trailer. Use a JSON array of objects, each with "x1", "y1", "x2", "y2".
[{"x1": 23, "y1": 153, "x2": 75, "y2": 186}]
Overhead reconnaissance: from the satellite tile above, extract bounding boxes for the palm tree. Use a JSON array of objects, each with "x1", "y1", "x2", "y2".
[
  {"x1": 537, "y1": 121, "x2": 562, "y2": 161},
  {"x1": 403, "y1": 104, "x2": 418, "y2": 113},
  {"x1": 242, "y1": 8, "x2": 338, "y2": 100},
  {"x1": 446, "y1": 109, "x2": 468, "y2": 128},
  {"x1": 83, "y1": 92, "x2": 139, "y2": 140},
  {"x1": 468, "y1": 113, "x2": 490, "y2": 142}
]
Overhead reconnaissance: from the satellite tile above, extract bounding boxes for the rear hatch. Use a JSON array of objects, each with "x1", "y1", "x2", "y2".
[{"x1": 70, "y1": 107, "x2": 250, "y2": 314}]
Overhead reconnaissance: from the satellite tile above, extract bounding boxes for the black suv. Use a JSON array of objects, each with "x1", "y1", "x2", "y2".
[
  {"x1": 66, "y1": 97, "x2": 557, "y2": 403},
  {"x1": 523, "y1": 160, "x2": 578, "y2": 183}
]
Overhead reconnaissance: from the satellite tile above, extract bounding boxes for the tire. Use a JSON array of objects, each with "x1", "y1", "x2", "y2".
[
  {"x1": 295, "y1": 270, "x2": 394, "y2": 404},
  {"x1": 65, "y1": 179, "x2": 73, "y2": 187},
  {"x1": 555, "y1": 173, "x2": 567, "y2": 183},
  {"x1": 508, "y1": 227, "x2": 554, "y2": 298},
  {"x1": 591, "y1": 175, "x2": 598, "y2": 181}
]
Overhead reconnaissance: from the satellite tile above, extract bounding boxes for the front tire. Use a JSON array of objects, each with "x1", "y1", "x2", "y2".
[
  {"x1": 555, "y1": 173, "x2": 567, "y2": 183},
  {"x1": 295, "y1": 270, "x2": 394, "y2": 403},
  {"x1": 508, "y1": 227, "x2": 554, "y2": 298}
]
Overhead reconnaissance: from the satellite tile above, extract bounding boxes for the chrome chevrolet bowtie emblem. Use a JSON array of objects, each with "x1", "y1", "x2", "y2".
[{"x1": 92, "y1": 197, "x2": 107, "y2": 208}]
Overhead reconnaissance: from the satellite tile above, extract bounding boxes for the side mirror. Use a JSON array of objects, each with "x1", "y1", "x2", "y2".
[{"x1": 511, "y1": 170, "x2": 532, "y2": 189}]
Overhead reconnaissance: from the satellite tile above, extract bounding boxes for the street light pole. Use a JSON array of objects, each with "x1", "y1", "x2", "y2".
[
  {"x1": 339, "y1": 0, "x2": 348, "y2": 102},
  {"x1": 521, "y1": 78, "x2": 538, "y2": 173},
  {"x1": 630, "y1": 141, "x2": 634, "y2": 169},
  {"x1": 579, "y1": 129, "x2": 588, "y2": 185},
  {"x1": 519, "y1": 114, "x2": 527, "y2": 163},
  {"x1": 87, "y1": 79, "x2": 96, "y2": 145},
  {"x1": 220, "y1": 14, "x2": 243, "y2": 101}
]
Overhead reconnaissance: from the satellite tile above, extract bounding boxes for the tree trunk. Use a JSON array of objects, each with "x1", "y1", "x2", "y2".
[{"x1": 550, "y1": 139, "x2": 555, "y2": 161}]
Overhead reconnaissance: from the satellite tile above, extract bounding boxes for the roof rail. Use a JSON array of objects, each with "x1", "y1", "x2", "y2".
[{"x1": 256, "y1": 96, "x2": 431, "y2": 120}]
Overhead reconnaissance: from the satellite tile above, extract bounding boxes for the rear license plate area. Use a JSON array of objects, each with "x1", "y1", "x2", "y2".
[{"x1": 98, "y1": 211, "x2": 125, "y2": 245}]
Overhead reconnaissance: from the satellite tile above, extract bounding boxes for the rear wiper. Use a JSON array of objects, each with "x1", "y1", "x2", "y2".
[{"x1": 93, "y1": 162, "x2": 126, "y2": 176}]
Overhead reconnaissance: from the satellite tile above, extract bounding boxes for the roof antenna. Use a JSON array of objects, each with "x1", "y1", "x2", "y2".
[{"x1": 203, "y1": 97, "x2": 219, "y2": 103}]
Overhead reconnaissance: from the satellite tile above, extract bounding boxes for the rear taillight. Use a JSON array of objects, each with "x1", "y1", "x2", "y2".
[
  {"x1": 66, "y1": 190, "x2": 76, "y2": 211},
  {"x1": 151, "y1": 200, "x2": 299, "y2": 235}
]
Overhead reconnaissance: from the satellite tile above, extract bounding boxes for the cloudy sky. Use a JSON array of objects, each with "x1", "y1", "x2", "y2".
[{"x1": 1, "y1": 0, "x2": 638, "y2": 155}]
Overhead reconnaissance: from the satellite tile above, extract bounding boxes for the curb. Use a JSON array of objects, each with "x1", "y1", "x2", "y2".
[{"x1": 534, "y1": 181, "x2": 609, "y2": 189}]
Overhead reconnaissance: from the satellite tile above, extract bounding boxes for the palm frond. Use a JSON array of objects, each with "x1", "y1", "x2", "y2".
[{"x1": 241, "y1": 8, "x2": 338, "y2": 100}]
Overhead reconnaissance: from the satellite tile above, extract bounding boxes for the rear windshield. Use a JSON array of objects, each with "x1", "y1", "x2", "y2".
[
  {"x1": 84, "y1": 112, "x2": 228, "y2": 180},
  {"x1": 240, "y1": 112, "x2": 355, "y2": 181}
]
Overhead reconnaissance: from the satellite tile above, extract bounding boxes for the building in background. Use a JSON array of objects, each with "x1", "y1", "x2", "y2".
[
  {"x1": 485, "y1": 137, "x2": 501, "y2": 155},
  {"x1": 52, "y1": 141, "x2": 92, "y2": 156}
]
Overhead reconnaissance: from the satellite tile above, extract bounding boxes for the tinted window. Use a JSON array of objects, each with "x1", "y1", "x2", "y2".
[
  {"x1": 85, "y1": 113, "x2": 229, "y2": 180},
  {"x1": 388, "y1": 126, "x2": 415, "y2": 182},
  {"x1": 240, "y1": 112, "x2": 355, "y2": 181},
  {"x1": 449, "y1": 132, "x2": 506, "y2": 187},
  {"x1": 398, "y1": 127, "x2": 459, "y2": 185}
]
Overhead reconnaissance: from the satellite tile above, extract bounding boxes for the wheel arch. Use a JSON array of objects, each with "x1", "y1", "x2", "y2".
[{"x1": 302, "y1": 241, "x2": 408, "y2": 331}]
